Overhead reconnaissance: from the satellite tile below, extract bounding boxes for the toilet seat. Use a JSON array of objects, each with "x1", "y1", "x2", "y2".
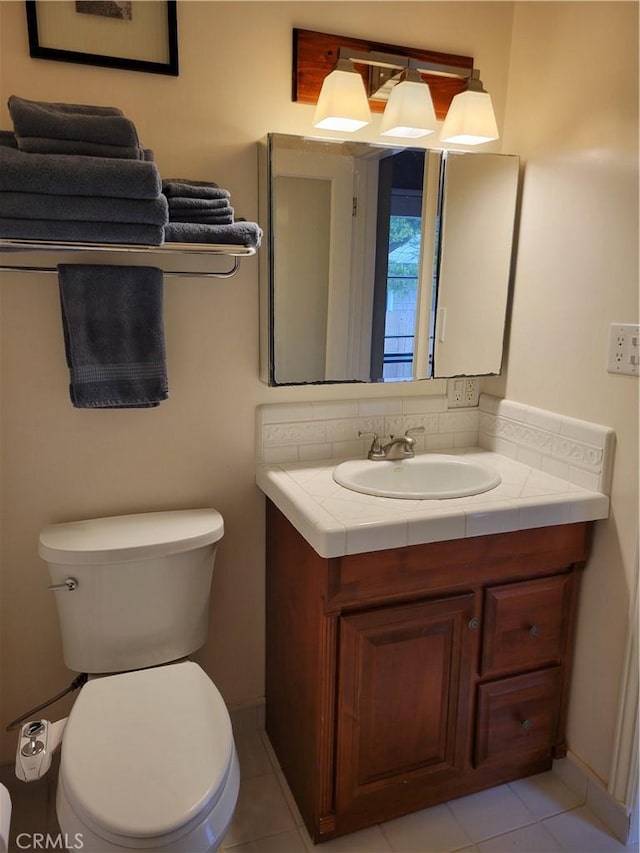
[{"x1": 59, "y1": 661, "x2": 236, "y2": 847}]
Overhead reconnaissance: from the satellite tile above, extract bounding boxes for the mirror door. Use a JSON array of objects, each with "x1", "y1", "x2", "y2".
[{"x1": 260, "y1": 134, "x2": 519, "y2": 386}]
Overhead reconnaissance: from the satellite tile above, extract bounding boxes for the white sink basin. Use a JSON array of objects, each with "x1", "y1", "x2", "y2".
[{"x1": 332, "y1": 454, "x2": 501, "y2": 500}]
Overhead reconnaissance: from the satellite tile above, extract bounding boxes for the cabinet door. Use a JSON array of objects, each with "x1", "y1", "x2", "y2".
[{"x1": 336, "y1": 593, "x2": 476, "y2": 814}]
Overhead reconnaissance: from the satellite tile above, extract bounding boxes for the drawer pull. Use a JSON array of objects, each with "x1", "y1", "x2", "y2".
[
  {"x1": 468, "y1": 617, "x2": 480, "y2": 630},
  {"x1": 521, "y1": 719, "x2": 532, "y2": 731},
  {"x1": 529, "y1": 625, "x2": 540, "y2": 637}
]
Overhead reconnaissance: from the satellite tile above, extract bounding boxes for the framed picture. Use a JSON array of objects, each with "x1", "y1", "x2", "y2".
[{"x1": 25, "y1": 1, "x2": 179, "y2": 76}]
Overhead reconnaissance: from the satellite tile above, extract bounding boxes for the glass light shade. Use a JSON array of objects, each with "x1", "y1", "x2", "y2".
[
  {"x1": 379, "y1": 79, "x2": 437, "y2": 138},
  {"x1": 313, "y1": 69, "x2": 371, "y2": 132},
  {"x1": 440, "y1": 90, "x2": 499, "y2": 145}
]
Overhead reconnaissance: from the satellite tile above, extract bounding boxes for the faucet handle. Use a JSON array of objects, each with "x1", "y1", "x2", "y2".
[
  {"x1": 405, "y1": 426, "x2": 426, "y2": 439},
  {"x1": 358, "y1": 431, "x2": 386, "y2": 460}
]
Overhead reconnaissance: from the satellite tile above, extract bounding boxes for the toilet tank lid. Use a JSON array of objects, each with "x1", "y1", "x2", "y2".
[{"x1": 38, "y1": 509, "x2": 224, "y2": 565}]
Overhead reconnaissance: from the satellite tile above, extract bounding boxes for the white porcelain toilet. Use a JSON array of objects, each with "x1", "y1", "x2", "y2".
[{"x1": 38, "y1": 509, "x2": 239, "y2": 852}]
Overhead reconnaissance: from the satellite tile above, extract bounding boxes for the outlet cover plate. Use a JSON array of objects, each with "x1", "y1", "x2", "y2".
[
  {"x1": 607, "y1": 323, "x2": 639, "y2": 375},
  {"x1": 447, "y1": 378, "x2": 480, "y2": 408}
]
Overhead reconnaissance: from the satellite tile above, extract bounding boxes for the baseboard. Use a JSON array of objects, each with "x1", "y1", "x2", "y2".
[{"x1": 553, "y1": 752, "x2": 635, "y2": 844}]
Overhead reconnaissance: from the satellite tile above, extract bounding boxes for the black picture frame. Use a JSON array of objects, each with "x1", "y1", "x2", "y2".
[{"x1": 25, "y1": 0, "x2": 179, "y2": 76}]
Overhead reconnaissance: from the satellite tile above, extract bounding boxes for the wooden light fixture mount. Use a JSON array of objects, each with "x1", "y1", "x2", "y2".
[{"x1": 292, "y1": 29, "x2": 474, "y2": 121}]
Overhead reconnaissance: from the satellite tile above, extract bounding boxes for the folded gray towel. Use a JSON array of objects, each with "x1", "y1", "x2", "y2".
[
  {"x1": 0, "y1": 142, "x2": 161, "y2": 199},
  {"x1": 162, "y1": 180, "x2": 230, "y2": 200},
  {"x1": 0, "y1": 218, "x2": 164, "y2": 245},
  {"x1": 164, "y1": 221, "x2": 262, "y2": 248},
  {"x1": 169, "y1": 210, "x2": 234, "y2": 225},
  {"x1": 0, "y1": 192, "x2": 168, "y2": 225},
  {"x1": 58, "y1": 264, "x2": 168, "y2": 409},
  {"x1": 9, "y1": 95, "x2": 140, "y2": 147},
  {"x1": 16, "y1": 136, "x2": 146, "y2": 160},
  {"x1": 167, "y1": 197, "x2": 233, "y2": 212},
  {"x1": 0, "y1": 129, "x2": 17, "y2": 148}
]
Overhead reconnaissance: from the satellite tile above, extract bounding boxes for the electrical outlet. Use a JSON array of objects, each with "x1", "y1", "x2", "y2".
[
  {"x1": 607, "y1": 324, "x2": 639, "y2": 375},
  {"x1": 464, "y1": 379, "x2": 479, "y2": 405},
  {"x1": 448, "y1": 378, "x2": 479, "y2": 408}
]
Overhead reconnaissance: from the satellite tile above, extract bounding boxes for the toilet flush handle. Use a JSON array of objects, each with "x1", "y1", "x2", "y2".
[{"x1": 48, "y1": 577, "x2": 78, "y2": 592}]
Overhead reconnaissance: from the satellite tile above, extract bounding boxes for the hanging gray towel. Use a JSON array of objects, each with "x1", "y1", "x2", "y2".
[{"x1": 57, "y1": 264, "x2": 168, "y2": 409}]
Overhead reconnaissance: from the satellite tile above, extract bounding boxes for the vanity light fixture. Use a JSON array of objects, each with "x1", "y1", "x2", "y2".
[
  {"x1": 379, "y1": 67, "x2": 437, "y2": 139},
  {"x1": 296, "y1": 30, "x2": 498, "y2": 144},
  {"x1": 313, "y1": 56, "x2": 372, "y2": 132},
  {"x1": 440, "y1": 70, "x2": 499, "y2": 145}
]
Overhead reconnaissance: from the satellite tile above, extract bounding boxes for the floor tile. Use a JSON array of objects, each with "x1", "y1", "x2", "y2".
[
  {"x1": 259, "y1": 730, "x2": 282, "y2": 771},
  {"x1": 224, "y1": 773, "x2": 297, "y2": 847},
  {"x1": 509, "y1": 771, "x2": 584, "y2": 819},
  {"x1": 273, "y1": 769, "x2": 306, "y2": 828},
  {"x1": 552, "y1": 759, "x2": 588, "y2": 803},
  {"x1": 380, "y1": 803, "x2": 474, "y2": 852},
  {"x1": 235, "y1": 730, "x2": 274, "y2": 779},
  {"x1": 543, "y1": 805, "x2": 636, "y2": 852},
  {"x1": 301, "y1": 824, "x2": 393, "y2": 852},
  {"x1": 223, "y1": 828, "x2": 308, "y2": 852},
  {"x1": 478, "y1": 822, "x2": 565, "y2": 852},
  {"x1": 447, "y1": 785, "x2": 536, "y2": 843}
]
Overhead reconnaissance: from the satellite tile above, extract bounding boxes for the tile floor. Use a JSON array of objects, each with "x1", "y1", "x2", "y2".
[
  {"x1": 222, "y1": 728, "x2": 638, "y2": 853},
  {"x1": 1, "y1": 724, "x2": 636, "y2": 853}
]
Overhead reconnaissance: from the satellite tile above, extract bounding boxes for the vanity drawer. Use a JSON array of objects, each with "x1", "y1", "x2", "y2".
[
  {"x1": 481, "y1": 574, "x2": 574, "y2": 676},
  {"x1": 474, "y1": 667, "x2": 562, "y2": 766}
]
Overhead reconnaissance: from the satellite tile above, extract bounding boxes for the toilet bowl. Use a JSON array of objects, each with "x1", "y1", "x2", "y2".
[
  {"x1": 56, "y1": 663, "x2": 239, "y2": 852},
  {"x1": 38, "y1": 510, "x2": 239, "y2": 852}
]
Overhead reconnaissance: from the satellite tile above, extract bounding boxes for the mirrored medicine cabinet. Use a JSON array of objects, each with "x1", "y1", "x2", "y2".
[{"x1": 258, "y1": 133, "x2": 519, "y2": 386}]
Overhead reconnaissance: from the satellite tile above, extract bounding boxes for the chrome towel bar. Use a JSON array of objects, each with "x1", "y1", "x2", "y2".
[{"x1": 0, "y1": 238, "x2": 255, "y2": 279}]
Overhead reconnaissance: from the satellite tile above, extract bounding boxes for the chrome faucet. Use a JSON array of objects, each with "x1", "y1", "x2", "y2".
[{"x1": 359, "y1": 427, "x2": 425, "y2": 461}]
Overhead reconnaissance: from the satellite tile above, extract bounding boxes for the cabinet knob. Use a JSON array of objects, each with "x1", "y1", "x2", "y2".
[
  {"x1": 468, "y1": 617, "x2": 480, "y2": 630},
  {"x1": 521, "y1": 719, "x2": 532, "y2": 731},
  {"x1": 529, "y1": 625, "x2": 540, "y2": 637}
]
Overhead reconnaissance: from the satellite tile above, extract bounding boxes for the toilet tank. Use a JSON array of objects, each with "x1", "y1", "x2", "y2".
[{"x1": 38, "y1": 509, "x2": 224, "y2": 674}]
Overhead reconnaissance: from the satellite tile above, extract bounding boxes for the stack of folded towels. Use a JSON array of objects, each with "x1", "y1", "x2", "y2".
[
  {"x1": 0, "y1": 95, "x2": 167, "y2": 245},
  {"x1": 163, "y1": 179, "x2": 262, "y2": 249}
]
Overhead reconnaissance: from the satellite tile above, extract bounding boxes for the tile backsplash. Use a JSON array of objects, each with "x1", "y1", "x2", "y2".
[
  {"x1": 256, "y1": 395, "x2": 477, "y2": 465},
  {"x1": 256, "y1": 393, "x2": 615, "y2": 495},
  {"x1": 478, "y1": 395, "x2": 615, "y2": 494}
]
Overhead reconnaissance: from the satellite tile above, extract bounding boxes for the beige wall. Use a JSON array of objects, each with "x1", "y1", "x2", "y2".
[
  {"x1": 485, "y1": 1, "x2": 639, "y2": 785},
  {"x1": 0, "y1": 1, "x2": 515, "y2": 764},
  {"x1": 0, "y1": 0, "x2": 636, "y2": 800}
]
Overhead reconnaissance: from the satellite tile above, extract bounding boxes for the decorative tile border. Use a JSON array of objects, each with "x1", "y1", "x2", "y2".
[
  {"x1": 256, "y1": 393, "x2": 615, "y2": 495},
  {"x1": 478, "y1": 394, "x2": 615, "y2": 494},
  {"x1": 256, "y1": 395, "x2": 479, "y2": 464}
]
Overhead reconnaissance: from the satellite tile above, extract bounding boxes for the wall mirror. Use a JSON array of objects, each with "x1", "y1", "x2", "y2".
[{"x1": 258, "y1": 133, "x2": 519, "y2": 386}]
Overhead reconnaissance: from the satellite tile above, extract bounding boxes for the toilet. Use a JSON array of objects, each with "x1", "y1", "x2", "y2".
[{"x1": 38, "y1": 509, "x2": 239, "y2": 852}]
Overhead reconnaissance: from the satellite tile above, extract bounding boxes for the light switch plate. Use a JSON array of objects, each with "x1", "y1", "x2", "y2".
[{"x1": 607, "y1": 323, "x2": 639, "y2": 375}]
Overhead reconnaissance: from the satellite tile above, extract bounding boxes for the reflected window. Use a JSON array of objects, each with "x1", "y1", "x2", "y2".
[
  {"x1": 383, "y1": 201, "x2": 422, "y2": 380},
  {"x1": 371, "y1": 150, "x2": 425, "y2": 382}
]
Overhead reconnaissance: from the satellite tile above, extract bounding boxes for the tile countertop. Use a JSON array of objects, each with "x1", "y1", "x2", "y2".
[{"x1": 255, "y1": 447, "x2": 610, "y2": 558}]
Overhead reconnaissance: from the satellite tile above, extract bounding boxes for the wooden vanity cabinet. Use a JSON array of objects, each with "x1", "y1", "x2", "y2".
[{"x1": 265, "y1": 499, "x2": 590, "y2": 843}]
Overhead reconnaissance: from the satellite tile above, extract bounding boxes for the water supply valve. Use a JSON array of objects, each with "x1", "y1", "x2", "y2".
[{"x1": 15, "y1": 718, "x2": 66, "y2": 782}]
